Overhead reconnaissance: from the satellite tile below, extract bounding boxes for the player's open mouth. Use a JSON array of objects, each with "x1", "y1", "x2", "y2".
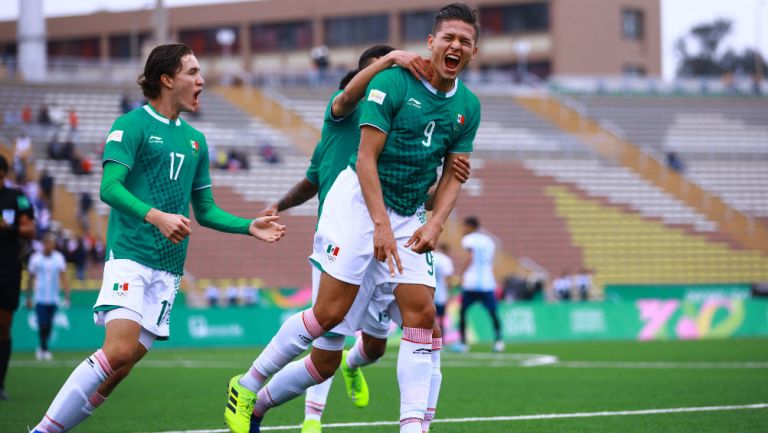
[
  {"x1": 193, "y1": 90, "x2": 202, "y2": 104},
  {"x1": 445, "y1": 54, "x2": 460, "y2": 71}
]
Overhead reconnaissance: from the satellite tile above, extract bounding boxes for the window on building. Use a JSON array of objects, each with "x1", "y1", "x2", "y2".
[
  {"x1": 48, "y1": 37, "x2": 100, "y2": 58},
  {"x1": 401, "y1": 10, "x2": 434, "y2": 42},
  {"x1": 479, "y1": 3, "x2": 549, "y2": 37},
  {"x1": 251, "y1": 21, "x2": 312, "y2": 52},
  {"x1": 325, "y1": 15, "x2": 389, "y2": 47},
  {"x1": 622, "y1": 8, "x2": 644, "y2": 40},
  {"x1": 109, "y1": 33, "x2": 150, "y2": 59},
  {"x1": 623, "y1": 64, "x2": 647, "y2": 76},
  {"x1": 179, "y1": 26, "x2": 240, "y2": 56}
]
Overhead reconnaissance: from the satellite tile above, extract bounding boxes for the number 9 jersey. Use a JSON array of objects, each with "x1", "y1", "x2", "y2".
[
  {"x1": 102, "y1": 104, "x2": 211, "y2": 275},
  {"x1": 350, "y1": 66, "x2": 480, "y2": 217}
]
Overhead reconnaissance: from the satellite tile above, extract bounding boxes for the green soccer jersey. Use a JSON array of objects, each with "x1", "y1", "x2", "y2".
[
  {"x1": 102, "y1": 104, "x2": 211, "y2": 275},
  {"x1": 306, "y1": 90, "x2": 362, "y2": 218},
  {"x1": 352, "y1": 67, "x2": 481, "y2": 216}
]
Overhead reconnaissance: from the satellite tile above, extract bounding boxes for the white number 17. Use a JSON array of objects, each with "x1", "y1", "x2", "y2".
[{"x1": 169, "y1": 152, "x2": 185, "y2": 180}]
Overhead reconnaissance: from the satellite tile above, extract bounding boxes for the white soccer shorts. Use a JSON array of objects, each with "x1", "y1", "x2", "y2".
[
  {"x1": 94, "y1": 259, "x2": 180, "y2": 339},
  {"x1": 309, "y1": 167, "x2": 437, "y2": 290},
  {"x1": 310, "y1": 265, "x2": 400, "y2": 339}
]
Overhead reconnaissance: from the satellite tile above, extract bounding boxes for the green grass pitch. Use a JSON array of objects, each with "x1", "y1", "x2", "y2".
[{"x1": 4, "y1": 338, "x2": 768, "y2": 432}]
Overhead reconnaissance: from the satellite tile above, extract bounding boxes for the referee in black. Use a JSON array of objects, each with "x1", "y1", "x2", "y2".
[{"x1": 0, "y1": 155, "x2": 35, "y2": 400}]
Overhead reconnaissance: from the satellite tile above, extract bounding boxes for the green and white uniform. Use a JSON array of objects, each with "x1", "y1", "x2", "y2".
[
  {"x1": 94, "y1": 104, "x2": 212, "y2": 338},
  {"x1": 310, "y1": 67, "x2": 480, "y2": 288},
  {"x1": 306, "y1": 91, "x2": 396, "y2": 343}
]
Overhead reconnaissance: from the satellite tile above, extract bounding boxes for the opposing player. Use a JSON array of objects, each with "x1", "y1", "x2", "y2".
[
  {"x1": 27, "y1": 233, "x2": 70, "y2": 361},
  {"x1": 232, "y1": 45, "x2": 468, "y2": 433},
  {"x1": 456, "y1": 216, "x2": 503, "y2": 352},
  {"x1": 224, "y1": 4, "x2": 480, "y2": 433},
  {"x1": 30, "y1": 43, "x2": 285, "y2": 433}
]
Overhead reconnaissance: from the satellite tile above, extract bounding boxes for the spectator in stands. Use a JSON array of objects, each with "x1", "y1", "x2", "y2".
[
  {"x1": 3, "y1": 109, "x2": 21, "y2": 127},
  {"x1": 575, "y1": 268, "x2": 593, "y2": 301},
  {"x1": 21, "y1": 105, "x2": 32, "y2": 124},
  {"x1": 39, "y1": 170, "x2": 54, "y2": 211},
  {"x1": 37, "y1": 104, "x2": 50, "y2": 125},
  {"x1": 78, "y1": 192, "x2": 93, "y2": 231},
  {"x1": 259, "y1": 140, "x2": 280, "y2": 164},
  {"x1": 226, "y1": 283, "x2": 240, "y2": 306},
  {"x1": 120, "y1": 94, "x2": 132, "y2": 114},
  {"x1": 206, "y1": 284, "x2": 221, "y2": 307},
  {"x1": 64, "y1": 233, "x2": 87, "y2": 281},
  {"x1": 240, "y1": 279, "x2": 259, "y2": 307},
  {"x1": 13, "y1": 131, "x2": 32, "y2": 184},
  {"x1": 666, "y1": 151, "x2": 685, "y2": 174},
  {"x1": 553, "y1": 270, "x2": 573, "y2": 301}
]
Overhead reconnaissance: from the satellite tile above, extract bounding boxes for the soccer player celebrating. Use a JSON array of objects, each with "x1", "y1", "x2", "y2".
[
  {"x1": 30, "y1": 43, "x2": 285, "y2": 433},
  {"x1": 228, "y1": 45, "x2": 468, "y2": 433},
  {"x1": 224, "y1": 4, "x2": 480, "y2": 433}
]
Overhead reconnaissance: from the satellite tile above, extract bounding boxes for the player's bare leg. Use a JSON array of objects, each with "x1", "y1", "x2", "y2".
[
  {"x1": 31, "y1": 319, "x2": 147, "y2": 433},
  {"x1": 394, "y1": 283, "x2": 436, "y2": 433}
]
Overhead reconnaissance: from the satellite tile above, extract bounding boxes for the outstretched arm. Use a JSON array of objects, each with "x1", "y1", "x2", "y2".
[
  {"x1": 192, "y1": 187, "x2": 285, "y2": 242},
  {"x1": 332, "y1": 50, "x2": 431, "y2": 119}
]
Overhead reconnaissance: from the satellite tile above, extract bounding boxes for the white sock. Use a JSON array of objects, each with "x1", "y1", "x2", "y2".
[
  {"x1": 398, "y1": 327, "x2": 433, "y2": 433},
  {"x1": 253, "y1": 355, "x2": 326, "y2": 417},
  {"x1": 345, "y1": 337, "x2": 375, "y2": 369},
  {"x1": 33, "y1": 349, "x2": 113, "y2": 433},
  {"x1": 240, "y1": 309, "x2": 326, "y2": 393},
  {"x1": 422, "y1": 338, "x2": 443, "y2": 433},
  {"x1": 305, "y1": 375, "x2": 333, "y2": 422}
]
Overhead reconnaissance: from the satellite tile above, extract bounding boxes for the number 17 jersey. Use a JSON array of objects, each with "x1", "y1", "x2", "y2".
[{"x1": 102, "y1": 104, "x2": 211, "y2": 275}]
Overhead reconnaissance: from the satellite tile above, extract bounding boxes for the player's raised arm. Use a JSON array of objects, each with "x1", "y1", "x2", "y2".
[
  {"x1": 191, "y1": 187, "x2": 285, "y2": 243},
  {"x1": 356, "y1": 126, "x2": 402, "y2": 276},
  {"x1": 333, "y1": 50, "x2": 430, "y2": 119}
]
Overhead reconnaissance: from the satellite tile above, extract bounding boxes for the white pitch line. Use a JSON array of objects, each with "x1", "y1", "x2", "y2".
[{"x1": 145, "y1": 403, "x2": 768, "y2": 433}]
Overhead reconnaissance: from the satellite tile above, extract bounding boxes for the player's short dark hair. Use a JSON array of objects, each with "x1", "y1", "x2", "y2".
[
  {"x1": 358, "y1": 45, "x2": 395, "y2": 70},
  {"x1": 433, "y1": 3, "x2": 480, "y2": 41},
  {"x1": 464, "y1": 215, "x2": 480, "y2": 229},
  {"x1": 339, "y1": 70, "x2": 358, "y2": 90},
  {"x1": 138, "y1": 43, "x2": 193, "y2": 100},
  {"x1": 338, "y1": 45, "x2": 396, "y2": 89},
  {"x1": 0, "y1": 155, "x2": 8, "y2": 173}
]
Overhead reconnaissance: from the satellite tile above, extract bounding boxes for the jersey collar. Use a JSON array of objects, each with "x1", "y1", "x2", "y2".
[
  {"x1": 143, "y1": 104, "x2": 182, "y2": 126},
  {"x1": 420, "y1": 78, "x2": 459, "y2": 98}
]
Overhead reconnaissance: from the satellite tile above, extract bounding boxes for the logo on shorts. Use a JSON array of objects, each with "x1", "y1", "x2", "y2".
[
  {"x1": 113, "y1": 282, "x2": 129, "y2": 297},
  {"x1": 326, "y1": 244, "x2": 340, "y2": 262}
]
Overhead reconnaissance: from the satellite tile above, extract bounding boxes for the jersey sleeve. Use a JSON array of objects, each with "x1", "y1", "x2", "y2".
[
  {"x1": 450, "y1": 93, "x2": 481, "y2": 154},
  {"x1": 461, "y1": 235, "x2": 474, "y2": 251},
  {"x1": 192, "y1": 136, "x2": 212, "y2": 191},
  {"x1": 56, "y1": 253, "x2": 67, "y2": 272},
  {"x1": 358, "y1": 68, "x2": 406, "y2": 134},
  {"x1": 102, "y1": 115, "x2": 143, "y2": 169}
]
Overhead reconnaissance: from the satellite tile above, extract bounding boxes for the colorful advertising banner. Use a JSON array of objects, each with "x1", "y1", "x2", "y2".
[{"x1": 12, "y1": 298, "x2": 768, "y2": 351}]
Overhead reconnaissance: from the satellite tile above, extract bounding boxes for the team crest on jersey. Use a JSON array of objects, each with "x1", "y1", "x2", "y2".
[
  {"x1": 112, "y1": 282, "x2": 129, "y2": 297},
  {"x1": 190, "y1": 140, "x2": 200, "y2": 155},
  {"x1": 326, "y1": 244, "x2": 340, "y2": 262}
]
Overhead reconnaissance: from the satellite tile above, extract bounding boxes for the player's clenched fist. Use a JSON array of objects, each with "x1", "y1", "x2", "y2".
[
  {"x1": 145, "y1": 208, "x2": 192, "y2": 244},
  {"x1": 249, "y1": 215, "x2": 285, "y2": 243}
]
